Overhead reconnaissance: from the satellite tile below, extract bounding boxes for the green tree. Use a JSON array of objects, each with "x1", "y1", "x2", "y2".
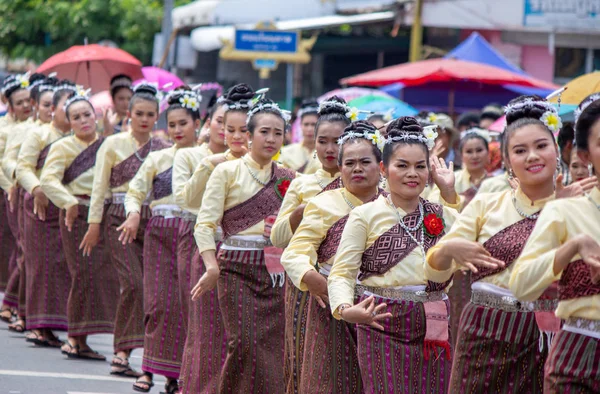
[{"x1": 0, "y1": 0, "x2": 189, "y2": 65}]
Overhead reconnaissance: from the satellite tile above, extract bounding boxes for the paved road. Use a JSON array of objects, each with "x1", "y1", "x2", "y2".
[{"x1": 0, "y1": 295, "x2": 166, "y2": 394}]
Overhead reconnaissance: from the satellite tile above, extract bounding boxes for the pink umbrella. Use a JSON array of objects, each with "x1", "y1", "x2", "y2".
[
  {"x1": 489, "y1": 115, "x2": 506, "y2": 133},
  {"x1": 89, "y1": 91, "x2": 114, "y2": 116},
  {"x1": 134, "y1": 66, "x2": 184, "y2": 91}
]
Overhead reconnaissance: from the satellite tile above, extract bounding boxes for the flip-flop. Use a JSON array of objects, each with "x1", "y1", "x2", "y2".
[
  {"x1": 133, "y1": 373, "x2": 154, "y2": 393},
  {"x1": 67, "y1": 346, "x2": 106, "y2": 361},
  {"x1": 110, "y1": 365, "x2": 143, "y2": 378},
  {"x1": 161, "y1": 380, "x2": 180, "y2": 394},
  {"x1": 36, "y1": 337, "x2": 65, "y2": 348},
  {"x1": 25, "y1": 331, "x2": 42, "y2": 343},
  {"x1": 8, "y1": 322, "x2": 25, "y2": 333}
]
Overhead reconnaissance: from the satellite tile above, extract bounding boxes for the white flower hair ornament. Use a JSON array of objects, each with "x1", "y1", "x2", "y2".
[
  {"x1": 574, "y1": 93, "x2": 600, "y2": 124},
  {"x1": 346, "y1": 107, "x2": 360, "y2": 121},
  {"x1": 63, "y1": 87, "x2": 92, "y2": 112},
  {"x1": 337, "y1": 124, "x2": 384, "y2": 151},
  {"x1": 386, "y1": 125, "x2": 438, "y2": 151},
  {"x1": 246, "y1": 101, "x2": 290, "y2": 127},
  {"x1": 461, "y1": 127, "x2": 491, "y2": 143},
  {"x1": 383, "y1": 108, "x2": 395, "y2": 122},
  {"x1": 4, "y1": 72, "x2": 31, "y2": 92},
  {"x1": 541, "y1": 111, "x2": 562, "y2": 135}
]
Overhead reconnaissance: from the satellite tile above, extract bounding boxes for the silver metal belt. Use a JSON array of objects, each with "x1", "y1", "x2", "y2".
[
  {"x1": 76, "y1": 197, "x2": 90, "y2": 206},
  {"x1": 355, "y1": 285, "x2": 446, "y2": 303},
  {"x1": 471, "y1": 291, "x2": 557, "y2": 313},
  {"x1": 222, "y1": 237, "x2": 272, "y2": 249},
  {"x1": 564, "y1": 317, "x2": 600, "y2": 334},
  {"x1": 152, "y1": 208, "x2": 196, "y2": 221}
]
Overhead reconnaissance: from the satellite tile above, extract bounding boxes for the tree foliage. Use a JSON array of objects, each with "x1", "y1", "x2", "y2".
[{"x1": 0, "y1": 0, "x2": 189, "y2": 65}]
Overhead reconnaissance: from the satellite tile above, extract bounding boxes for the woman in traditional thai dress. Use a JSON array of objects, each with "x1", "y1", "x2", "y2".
[
  {"x1": 327, "y1": 117, "x2": 459, "y2": 394},
  {"x1": 428, "y1": 127, "x2": 492, "y2": 345},
  {"x1": 281, "y1": 120, "x2": 387, "y2": 394},
  {"x1": 84, "y1": 82, "x2": 170, "y2": 376},
  {"x1": 426, "y1": 95, "x2": 595, "y2": 393},
  {"x1": 0, "y1": 77, "x2": 17, "y2": 305},
  {"x1": 509, "y1": 96, "x2": 600, "y2": 393},
  {"x1": 281, "y1": 99, "x2": 321, "y2": 174},
  {"x1": 17, "y1": 79, "x2": 74, "y2": 347},
  {"x1": 192, "y1": 98, "x2": 295, "y2": 393},
  {"x1": 0, "y1": 73, "x2": 33, "y2": 333},
  {"x1": 40, "y1": 89, "x2": 120, "y2": 360},
  {"x1": 118, "y1": 88, "x2": 200, "y2": 393},
  {"x1": 428, "y1": 127, "x2": 490, "y2": 209},
  {"x1": 271, "y1": 96, "x2": 349, "y2": 394},
  {"x1": 102, "y1": 74, "x2": 133, "y2": 135},
  {"x1": 175, "y1": 84, "x2": 253, "y2": 394}
]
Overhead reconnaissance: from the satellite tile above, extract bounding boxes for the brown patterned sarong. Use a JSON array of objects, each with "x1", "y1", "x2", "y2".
[
  {"x1": 60, "y1": 204, "x2": 119, "y2": 336},
  {"x1": 447, "y1": 270, "x2": 471, "y2": 348},
  {"x1": 360, "y1": 199, "x2": 445, "y2": 281},
  {"x1": 35, "y1": 142, "x2": 53, "y2": 170},
  {"x1": 178, "y1": 220, "x2": 227, "y2": 394},
  {"x1": 558, "y1": 259, "x2": 600, "y2": 300},
  {"x1": 449, "y1": 302, "x2": 546, "y2": 393},
  {"x1": 16, "y1": 189, "x2": 26, "y2": 318},
  {"x1": 221, "y1": 164, "x2": 296, "y2": 237},
  {"x1": 62, "y1": 137, "x2": 104, "y2": 185},
  {"x1": 544, "y1": 329, "x2": 600, "y2": 393},
  {"x1": 109, "y1": 137, "x2": 170, "y2": 188},
  {"x1": 300, "y1": 286, "x2": 363, "y2": 394},
  {"x1": 284, "y1": 278, "x2": 309, "y2": 394},
  {"x1": 141, "y1": 215, "x2": 186, "y2": 379},
  {"x1": 217, "y1": 249, "x2": 285, "y2": 393},
  {"x1": 0, "y1": 190, "x2": 16, "y2": 292},
  {"x1": 106, "y1": 202, "x2": 152, "y2": 352},
  {"x1": 357, "y1": 294, "x2": 451, "y2": 394},
  {"x1": 152, "y1": 167, "x2": 173, "y2": 200},
  {"x1": 23, "y1": 192, "x2": 70, "y2": 330}
]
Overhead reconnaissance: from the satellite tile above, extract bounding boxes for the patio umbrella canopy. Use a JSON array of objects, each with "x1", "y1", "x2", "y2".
[
  {"x1": 37, "y1": 44, "x2": 144, "y2": 92},
  {"x1": 135, "y1": 66, "x2": 184, "y2": 91},
  {"x1": 548, "y1": 71, "x2": 600, "y2": 106},
  {"x1": 347, "y1": 95, "x2": 418, "y2": 118}
]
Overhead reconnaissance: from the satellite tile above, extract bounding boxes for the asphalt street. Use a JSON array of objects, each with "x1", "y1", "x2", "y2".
[{"x1": 0, "y1": 295, "x2": 166, "y2": 394}]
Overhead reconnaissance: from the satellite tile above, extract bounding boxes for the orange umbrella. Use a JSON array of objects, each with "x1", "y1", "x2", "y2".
[
  {"x1": 341, "y1": 58, "x2": 557, "y2": 90},
  {"x1": 37, "y1": 44, "x2": 143, "y2": 92}
]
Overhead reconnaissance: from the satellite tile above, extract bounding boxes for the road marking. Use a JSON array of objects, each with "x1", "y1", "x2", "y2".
[
  {"x1": 68, "y1": 392, "x2": 118, "y2": 394},
  {"x1": 0, "y1": 369, "x2": 127, "y2": 382}
]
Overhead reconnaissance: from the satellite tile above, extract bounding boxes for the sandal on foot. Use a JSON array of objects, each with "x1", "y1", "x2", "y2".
[
  {"x1": 0, "y1": 310, "x2": 12, "y2": 323},
  {"x1": 133, "y1": 373, "x2": 154, "y2": 393},
  {"x1": 111, "y1": 365, "x2": 143, "y2": 378},
  {"x1": 161, "y1": 380, "x2": 179, "y2": 394},
  {"x1": 67, "y1": 346, "x2": 106, "y2": 361},
  {"x1": 37, "y1": 336, "x2": 65, "y2": 348},
  {"x1": 61, "y1": 342, "x2": 75, "y2": 355},
  {"x1": 25, "y1": 331, "x2": 42, "y2": 344},
  {"x1": 8, "y1": 322, "x2": 25, "y2": 333}
]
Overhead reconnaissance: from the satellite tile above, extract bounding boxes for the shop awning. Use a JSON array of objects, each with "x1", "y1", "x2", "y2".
[
  {"x1": 189, "y1": 11, "x2": 395, "y2": 52},
  {"x1": 172, "y1": 0, "x2": 221, "y2": 29}
]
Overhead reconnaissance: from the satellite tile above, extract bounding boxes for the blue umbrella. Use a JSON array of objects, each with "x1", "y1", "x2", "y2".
[{"x1": 348, "y1": 95, "x2": 418, "y2": 120}]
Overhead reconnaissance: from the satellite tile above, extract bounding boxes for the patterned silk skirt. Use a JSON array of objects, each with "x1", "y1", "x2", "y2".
[
  {"x1": 544, "y1": 329, "x2": 600, "y2": 394},
  {"x1": 141, "y1": 215, "x2": 186, "y2": 379},
  {"x1": 447, "y1": 270, "x2": 471, "y2": 348},
  {"x1": 105, "y1": 202, "x2": 151, "y2": 352},
  {"x1": 357, "y1": 294, "x2": 451, "y2": 394},
  {"x1": 284, "y1": 278, "x2": 309, "y2": 394},
  {"x1": 178, "y1": 220, "x2": 226, "y2": 394},
  {"x1": 59, "y1": 204, "x2": 119, "y2": 336},
  {"x1": 450, "y1": 302, "x2": 546, "y2": 393},
  {"x1": 217, "y1": 248, "x2": 285, "y2": 394},
  {"x1": 0, "y1": 190, "x2": 16, "y2": 292},
  {"x1": 1, "y1": 192, "x2": 18, "y2": 307},
  {"x1": 300, "y1": 283, "x2": 363, "y2": 394},
  {"x1": 23, "y1": 192, "x2": 70, "y2": 331}
]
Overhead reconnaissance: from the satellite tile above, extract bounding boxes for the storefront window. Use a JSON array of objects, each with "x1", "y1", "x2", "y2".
[{"x1": 554, "y1": 47, "x2": 587, "y2": 80}]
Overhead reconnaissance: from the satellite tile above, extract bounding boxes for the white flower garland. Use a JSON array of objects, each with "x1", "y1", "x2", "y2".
[
  {"x1": 337, "y1": 128, "x2": 385, "y2": 152},
  {"x1": 574, "y1": 93, "x2": 600, "y2": 124},
  {"x1": 461, "y1": 127, "x2": 491, "y2": 143},
  {"x1": 298, "y1": 106, "x2": 319, "y2": 118},
  {"x1": 386, "y1": 125, "x2": 438, "y2": 151},
  {"x1": 63, "y1": 87, "x2": 92, "y2": 112},
  {"x1": 246, "y1": 101, "x2": 291, "y2": 126},
  {"x1": 3, "y1": 73, "x2": 30, "y2": 93},
  {"x1": 505, "y1": 98, "x2": 562, "y2": 134}
]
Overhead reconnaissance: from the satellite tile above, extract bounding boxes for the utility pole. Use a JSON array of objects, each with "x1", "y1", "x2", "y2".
[
  {"x1": 409, "y1": 0, "x2": 423, "y2": 62},
  {"x1": 161, "y1": 0, "x2": 174, "y2": 70}
]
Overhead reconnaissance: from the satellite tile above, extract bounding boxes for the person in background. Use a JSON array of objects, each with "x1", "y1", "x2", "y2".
[
  {"x1": 456, "y1": 111, "x2": 481, "y2": 132},
  {"x1": 103, "y1": 74, "x2": 133, "y2": 135},
  {"x1": 419, "y1": 112, "x2": 460, "y2": 168},
  {"x1": 281, "y1": 99, "x2": 320, "y2": 174},
  {"x1": 557, "y1": 122, "x2": 575, "y2": 186},
  {"x1": 479, "y1": 104, "x2": 503, "y2": 130}
]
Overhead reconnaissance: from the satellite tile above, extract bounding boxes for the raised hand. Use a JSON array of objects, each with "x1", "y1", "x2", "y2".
[
  {"x1": 443, "y1": 238, "x2": 505, "y2": 274},
  {"x1": 556, "y1": 175, "x2": 598, "y2": 199}
]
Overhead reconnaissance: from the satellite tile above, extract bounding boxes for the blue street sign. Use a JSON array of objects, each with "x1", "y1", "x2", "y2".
[
  {"x1": 235, "y1": 30, "x2": 298, "y2": 53},
  {"x1": 253, "y1": 59, "x2": 277, "y2": 70}
]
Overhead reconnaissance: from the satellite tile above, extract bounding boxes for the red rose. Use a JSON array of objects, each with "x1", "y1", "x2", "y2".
[
  {"x1": 275, "y1": 178, "x2": 291, "y2": 200},
  {"x1": 423, "y1": 213, "x2": 444, "y2": 237}
]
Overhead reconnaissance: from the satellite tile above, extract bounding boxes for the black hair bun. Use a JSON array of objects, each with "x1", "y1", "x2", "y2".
[
  {"x1": 133, "y1": 83, "x2": 158, "y2": 96},
  {"x1": 43, "y1": 77, "x2": 59, "y2": 87},
  {"x1": 29, "y1": 73, "x2": 46, "y2": 85},
  {"x1": 505, "y1": 95, "x2": 548, "y2": 126},
  {"x1": 386, "y1": 116, "x2": 423, "y2": 138},
  {"x1": 226, "y1": 83, "x2": 254, "y2": 102},
  {"x1": 343, "y1": 120, "x2": 377, "y2": 134},
  {"x1": 300, "y1": 98, "x2": 319, "y2": 109},
  {"x1": 318, "y1": 95, "x2": 348, "y2": 116}
]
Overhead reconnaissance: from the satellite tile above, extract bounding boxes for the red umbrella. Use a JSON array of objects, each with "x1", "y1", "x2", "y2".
[
  {"x1": 37, "y1": 44, "x2": 143, "y2": 92},
  {"x1": 341, "y1": 58, "x2": 557, "y2": 90}
]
